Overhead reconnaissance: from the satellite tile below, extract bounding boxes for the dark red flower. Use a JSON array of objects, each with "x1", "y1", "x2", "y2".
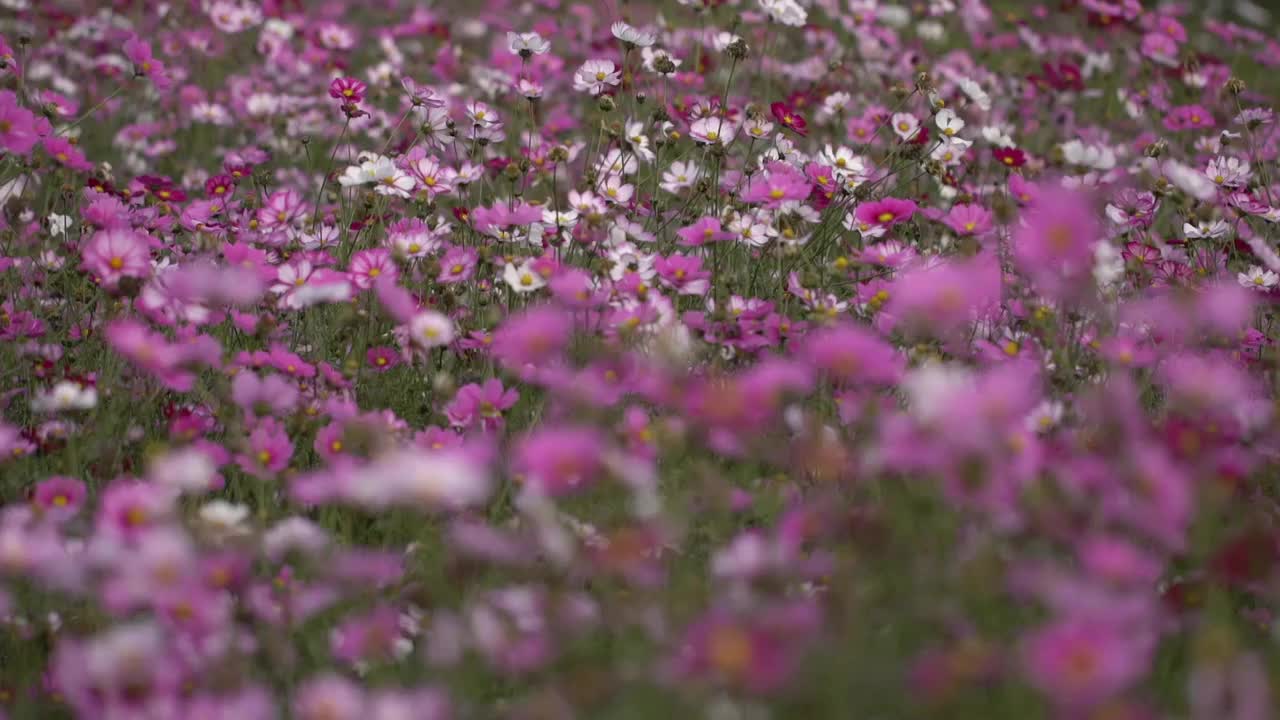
[
  {"x1": 993, "y1": 147, "x2": 1027, "y2": 167},
  {"x1": 205, "y1": 175, "x2": 236, "y2": 198},
  {"x1": 770, "y1": 102, "x2": 808, "y2": 136}
]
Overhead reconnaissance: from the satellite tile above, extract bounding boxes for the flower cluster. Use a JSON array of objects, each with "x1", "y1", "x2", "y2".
[{"x1": 0, "y1": 1, "x2": 1279, "y2": 718}]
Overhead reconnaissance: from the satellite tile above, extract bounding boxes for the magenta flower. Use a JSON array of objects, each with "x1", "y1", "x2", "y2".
[
  {"x1": 42, "y1": 136, "x2": 92, "y2": 171},
  {"x1": 236, "y1": 417, "x2": 294, "y2": 479},
  {"x1": 292, "y1": 674, "x2": 364, "y2": 720},
  {"x1": 105, "y1": 319, "x2": 196, "y2": 391},
  {"x1": 1022, "y1": 617, "x2": 1151, "y2": 709},
  {"x1": 741, "y1": 162, "x2": 811, "y2": 208},
  {"x1": 513, "y1": 425, "x2": 605, "y2": 496},
  {"x1": 1009, "y1": 173, "x2": 1040, "y2": 205},
  {"x1": 81, "y1": 228, "x2": 152, "y2": 289},
  {"x1": 672, "y1": 602, "x2": 821, "y2": 693},
  {"x1": 231, "y1": 371, "x2": 299, "y2": 418},
  {"x1": 348, "y1": 248, "x2": 397, "y2": 290},
  {"x1": 492, "y1": 305, "x2": 575, "y2": 372},
  {"x1": 366, "y1": 346, "x2": 399, "y2": 372},
  {"x1": 1163, "y1": 104, "x2": 1215, "y2": 131},
  {"x1": 942, "y1": 203, "x2": 993, "y2": 236},
  {"x1": 1012, "y1": 186, "x2": 1100, "y2": 299},
  {"x1": 330, "y1": 605, "x2": 403, "y2": 665},
  {"x1": 328, "y1": 76, "x2": 368, "y2": 104},
  {"x1": 96, "y1": 480, "x2": 174, "y2": 541},
  {"x1": 799, "y1": 322, "x2": 903, "y2": 385},
  {"x1": 854, "y1": 197, "x2": 917, "y2": 228},
  {"x1": 437, "y1": 245, "x2": 479, "y2": 284},
  {"x1": 268, "y1": 344, "x2": 317, "y2": 378},
  {"x1": 257, "y1": 189, "x2": 305, "y2": 234},
  {"x1": 446, "y1": 379, "x2": 519, "y2": 432},
  {"x1": 677, "y1": 216, "x2": 734, "y2": 247},
  {"x1": 655, "y1": 253, "x2": 711, "y2": 295},
  {"x1": 123, "y1": 36, "x2": 172, "y2": 89},
  {"x1": 0, "y1": 90, "x2": 37, "y2": 155},
  {"x1": 1140, "y1": 32, "x2": 1178, "y2": 65},
  {"x1": 887, "y1": 253, "x2": 1002, "y2": 338},
  {"x1": 314, "y1": 421, "x2": 347, "y2": 462},
  {"x1": 33, "y1": 476, "x2": 87, "y2": 522}
]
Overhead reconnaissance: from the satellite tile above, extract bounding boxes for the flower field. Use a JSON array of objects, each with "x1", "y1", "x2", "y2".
[{"x1": 1, "y1": 0, "x2": 1280, "y2": 717}]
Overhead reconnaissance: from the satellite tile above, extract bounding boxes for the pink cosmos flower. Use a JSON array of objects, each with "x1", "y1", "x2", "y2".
[
  {"x1": 0, "y1": 90, "x2": 38, "y2": 156},
  {"x1": 42, "y1": 136, "x2": 92, "y2": 171},
  {"x1": 437, "y1": 246, "x2": 479, "y2": 284},
  {"x1": 328, "y1": 76, "x2": 367, "y2": 104},
  {"x1": 105, "y1": 319, "x2": 197, "y2": 391},
  {"x1": 513, "y1": 425, "x2": 605, "y2": 496},
  {"x1": 671, "y1": 602, "x2": 822, "y2": 694},
  {"x1": 407, "y1": 156, "x2": 454, "y2": 198},
  {"x1": 81, "y1": 228, "x2": 152, "y2": 289},
  {"x1": 942, "y1": 203, "x2": 994, "y2": 236},
  {"x1": 655, "y1": 253, "x2": 711, "y2": 295},
  {"x1": 231, "y1": 371, "x2": 299, "y2": 418},
  {"x1": 676, "y1": 216, "x2": 735, "y2": 247},
  {"x1": 491, "y1": 305, "x2": 575, "y2": 371},
  {"x1": 33, "y1": 476, "x2": 87, "y2": 522},
  {"x1": 292, "y1": 675, "x2": 364, "y2": 720},
  {"x1": 366, "y1": 346, "x2": 399, "y2": 372},
  {"x1": 236, "y1": 417, "x2": 294, "y2": 479},
  {"x1": 446, "y1": 379, "x2": 519, "y2": 432},
  {"x1": 741, "y1": 162, "x2": 811, "y2": 208},
  {"x1": 257, "y1": 189, "x2": 305, "y2": 234},
  {"x1": 854, "y1": 197, "x2": 917, "y2": 229},
  {"x1": 1022, "y1": 617, "x2": 1151, "y2": 709},
  {"x1": 1163, "y1": 104, "x2": 1215, "y2": 131},
  {"x1": 123, "y1": 37, "x2": 173, "y2": 89},
  {"x1": 96, "y1": 480, "x2": 175, "y2": 541},
  {"x1": 1012, "y1": 186, "x2": 1101, "y2": 300},
  {"x1": 799, "y1": 322, "x2": 903, "y2": 385},
  {"x1": 348, "y1": 248, "x2": 397, "y2": 290},
  {"x1": 886, "y1": 253, "x2": 1002, "y2": 339}
]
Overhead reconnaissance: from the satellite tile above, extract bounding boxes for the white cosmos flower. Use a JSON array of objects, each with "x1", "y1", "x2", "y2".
[
  {"x1": 935, "y1": 108, "x2": 965, "y2": 137},
  {"x1": 507, "y1": 31, "x2": 550, "y2": 56},
  {"x1": 690, "y1": 116, "x2": 738, "y2": 145},
  {"x1": 409, "y1": 310, "x2": 454, "y2": 348},
  {"x1": 1239, "y1": 266, "x2": 1279, "y2": 291},
  {"x1": 957, "y1": 77, "x2": 992, "y2": 111},
  {"x1": 198, "y1": 500, "x2": 251, "y2": 536},
  {"x1": 573, "y1": 59, "x2": 620, "y2": 95},
  {"x1": 611, "y1": 21, "x2": 655, "y2": 48},
  {"x1": 31, "y1": 381, "x2": 97, "y2": 413},
  {"x1": 48, "y1": 213, "x2": 73, "y2": 237},
  {"x1": 1183, "y1": 220, "x2": 1230, "y2": 240},
  {"x1": 759, "y1": 0, "x2": 807, "y2": 26},
  {"x1": 503, "y1": 261, "x2": 547, "y2": 293},
  {"x1": 367, "y1": 156, "x2": 415, "y2": 198},
  {"x1": 339, "y1": 158, "x2": 380, "y2": 187}
]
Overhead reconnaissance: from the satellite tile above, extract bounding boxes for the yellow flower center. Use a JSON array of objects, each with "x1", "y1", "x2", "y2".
[{"x1": 709, "y1": 626, "x2": 753, "y2": 676}]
